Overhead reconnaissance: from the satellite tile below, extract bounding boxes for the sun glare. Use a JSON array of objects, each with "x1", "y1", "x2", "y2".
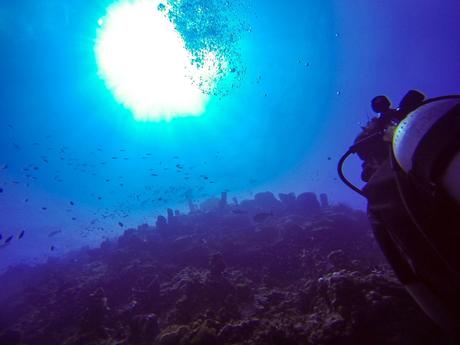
[{"x1": 95, "y1": 0, "x2": 219, "y2": 121}]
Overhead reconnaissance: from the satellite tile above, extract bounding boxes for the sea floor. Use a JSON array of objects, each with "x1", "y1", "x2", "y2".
[{"x1": 0, "y1": 191, "x2": 445, "y2": 345}]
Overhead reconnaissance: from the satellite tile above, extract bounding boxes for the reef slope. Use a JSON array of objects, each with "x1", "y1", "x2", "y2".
[{"x1": 0, "y1": 192, "x2": 444, "y2": 345}]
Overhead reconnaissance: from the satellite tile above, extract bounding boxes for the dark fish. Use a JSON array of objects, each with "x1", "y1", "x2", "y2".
[
  {"x1": 5, "y1": 235, "x2": 13, "y2": 244},
  {"x1": 0, "y1": 233, "x2": 2, "y2": 240},
  {"x1": 18, "y1": 230, "x2": 25, "y2": 239},
  {"x1": 70, "y1": 201, "x2": 74, "y2": 206},
  {"x1": 42, "y1": 207, "x2": 47, "y2": 211},
  {"x1": 253, "y1": 211, "x2": 274, "y2": 223},
  {"x1": 50, "y1": 246, "x2": 55, "y2": 251},
  {"x1": 48, "y1": 230, "x2": 62, "y2": 237},
  {"x1": 118, "y1": 222, "x2": 124, "y2": 227},
  {"x1": 0, "y1": 188, "x2": 3, "y2": 193},
  {"x1": 232, "y1": 209, "x2": 247, "y2": 214}
]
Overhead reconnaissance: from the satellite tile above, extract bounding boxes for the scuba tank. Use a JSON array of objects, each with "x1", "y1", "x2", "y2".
[{"x1": 338, "y1": 94, "x2": 460, "y2": 338}]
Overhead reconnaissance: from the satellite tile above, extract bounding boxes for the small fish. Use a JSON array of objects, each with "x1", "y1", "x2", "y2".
[
  {"x1": 70, "y1": 201, "x2": 74, "y2": 206},
  {"x1": 48, "y1": 230, "x2": 62, "y2": 237},
  {"x1": 5, "y1": 235, "x2": 13, "y2": 244},
  {"x1": 0, "y1": 188, "x2": 3, "y2": 193},
  {"x1": 18, "y1": 230, "x2": 25, "y2": 239},
  {"x1": 42, "y1": 207, "x2": 47, "y2": 211},
  {"x1": 0, "y1": 233, "x2": 2, "y2": 240},
  {"x1": 253, "y1": 211, "x2": 274, "y2": 223},
  {"x1": 50, "y1": 246, "x2": 55, "y2": 251},
  {"x1": 118, "y1": 222, "x2": 124, "y2": 227}
]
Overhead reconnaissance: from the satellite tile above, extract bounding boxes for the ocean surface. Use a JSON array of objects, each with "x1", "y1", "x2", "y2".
[{"x1": 1, "y1": 0, "x2": 459, "y2": 270}]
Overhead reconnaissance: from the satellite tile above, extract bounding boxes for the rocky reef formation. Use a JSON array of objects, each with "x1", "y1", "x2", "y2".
[{"x1": 0, "y1": 192, "x2": 446, "y2": 345}]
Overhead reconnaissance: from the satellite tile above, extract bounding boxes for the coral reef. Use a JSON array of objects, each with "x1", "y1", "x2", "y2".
[{"x1": 0, "y1": 192, "x2": 446, "y2": 345}]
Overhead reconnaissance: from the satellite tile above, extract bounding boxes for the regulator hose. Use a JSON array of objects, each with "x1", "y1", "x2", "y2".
[
  {"x1": 337, "y1": 131, "x2": 383, "y2": 198},
  {"x1": 337, "y1": 148, "x2": 366, "y2": 197}
]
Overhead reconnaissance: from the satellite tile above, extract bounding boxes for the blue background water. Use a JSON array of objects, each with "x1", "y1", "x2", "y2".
[{"x1": 1, "y1": 0, "x2": 459, "y2": 269}]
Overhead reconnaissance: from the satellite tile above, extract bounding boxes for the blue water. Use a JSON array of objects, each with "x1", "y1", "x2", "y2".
[{"x1": 1, "y1": 0, "x2": 459, "y2": 269}]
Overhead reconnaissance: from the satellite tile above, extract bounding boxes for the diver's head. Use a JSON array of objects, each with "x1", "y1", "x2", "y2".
[{"x1": 371, "y1": 95, "x2": 391, "y2": 114}]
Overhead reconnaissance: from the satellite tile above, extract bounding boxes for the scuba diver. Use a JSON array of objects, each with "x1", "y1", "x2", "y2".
[{"x1": 338, "y1": 90, "x2": 460, "y2": 341}]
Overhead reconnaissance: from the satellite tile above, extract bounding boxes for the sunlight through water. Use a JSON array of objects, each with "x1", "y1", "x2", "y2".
[{"x1": 95, "y1": 0, "x2": 223, "y2": 121}]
